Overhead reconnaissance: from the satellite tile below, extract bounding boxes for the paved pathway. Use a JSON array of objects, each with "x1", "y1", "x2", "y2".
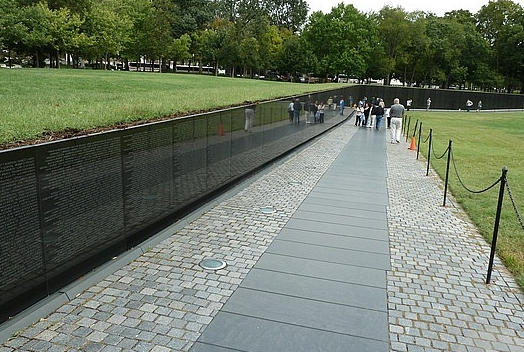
[{"x1": 1, "y1": 120, "x2": 524, "y2": 352}]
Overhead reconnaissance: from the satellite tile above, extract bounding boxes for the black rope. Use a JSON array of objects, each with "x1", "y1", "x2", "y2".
[
  {"x1": 450, "y1": 150, "x2": 500, "y2": 194},
  {"x1": 422, "y1": 132, "x2": 431, "y2": 144},
  {"x1": 431, "y1": 142, "x2": 449, "y2": 160}
]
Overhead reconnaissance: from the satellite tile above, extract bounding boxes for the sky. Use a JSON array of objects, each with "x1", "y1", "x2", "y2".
[{"x1": 307, "y1": 0, "x2": 523, "y2": 16}]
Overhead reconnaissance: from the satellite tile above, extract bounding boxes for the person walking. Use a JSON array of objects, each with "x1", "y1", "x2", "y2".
[
  {"x1": 426, "y1": 97, "x2": 431, "y2": 111},
  {"x1": 389, "y1": 98, "x2": 405, "y2": 144},
  {"x1": 477, "y1": 100, "x2": 482, "y2": 112},
  {"x1": 339, "y1": 96, "x2": 345, "y2": 115},
  {"x1": 288, "y1": 99, "x2": 294, "y2": 122}
]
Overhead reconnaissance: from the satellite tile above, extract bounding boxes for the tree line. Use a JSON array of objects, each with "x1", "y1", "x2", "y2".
[{"x1": 1, "y1": 0, "x2": 523, "y2": 92}]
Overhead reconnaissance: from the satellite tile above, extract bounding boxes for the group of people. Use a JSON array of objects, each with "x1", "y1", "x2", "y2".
[
  {"x1": 353, "y1": 96, "x2": 405, "y2": 144},
  {"x1": 354, "y1": 97, "x2": 386, "y2": 130}
]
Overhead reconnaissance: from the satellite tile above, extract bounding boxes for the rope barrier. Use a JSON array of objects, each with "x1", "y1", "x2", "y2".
[
  {"x1": 431, "y1": 142, "x2": 449, "y2": 160},
  {"x1": 505, "y1": 179, "x2": 524, "y2": 231},
  {"x1": 450, "y1": 150, "x2": 501, "y2": 194}
]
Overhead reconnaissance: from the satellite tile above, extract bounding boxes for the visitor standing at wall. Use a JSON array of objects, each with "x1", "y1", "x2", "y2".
[
  {"x1": 318, "y1": 101, "x2": 325, "y2": 123},
  {"x1": 466, "y1": 99, "x2": 473, "y2": 112},
  {"x1": 373, "y1": 101, "x2": 385, "y2": 130}
]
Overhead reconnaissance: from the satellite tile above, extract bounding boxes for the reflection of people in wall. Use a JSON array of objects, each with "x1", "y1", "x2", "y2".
[
  {"x1": 426, "y1": 97, "x2": 431, "y2": 111},
  {"x1": 293, "y1": 97, "x2": 302, "y2": 124},
  {"x1": 327, "y1": 97, "x2": 334, "y2": 110},
  {"x1": 466, "y1": 99, "x2": 473, "y2": 112},
  {"x1": 477, "y1": 100, "x2": 482, "y2": 112},
  {"x1": 406, "y1": 99, "x2": 412, "y2": 111},
  {"x1": 244, "y1": 103, "x2": 256, "y2": 132}
]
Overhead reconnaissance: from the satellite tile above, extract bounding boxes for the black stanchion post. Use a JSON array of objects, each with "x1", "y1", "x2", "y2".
[
  {"x1": 405, "y1": 116, "x2": 411, "y2": 142},
  {"x1": 486, "y1": 167, "x2": 508, "y2": 284},
  {"x1": 443, "y1": 140, "x2": 452, "y2": 206},
  {"x1": 416, "y1": 122, "x2": 422, "y2": 160},
  {"x1": 426, "y1": 129, "x2": 432, "y2": 176},
  {"x1": 412, "y1": 119, "x2": 419, "y2": 138}
]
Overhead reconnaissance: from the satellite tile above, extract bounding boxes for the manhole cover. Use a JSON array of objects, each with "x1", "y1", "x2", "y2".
[
  {"x1": 199, "y1": 259, "x2": 227, "y2": 270},
  {"x1": 260, "y1": 206, "x2": 276, "y2": 214}
]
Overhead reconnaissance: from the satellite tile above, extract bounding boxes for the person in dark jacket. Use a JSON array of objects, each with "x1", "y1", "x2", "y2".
[{"x1": 373, "y1": 101, "x2": 385, "y2": 130}]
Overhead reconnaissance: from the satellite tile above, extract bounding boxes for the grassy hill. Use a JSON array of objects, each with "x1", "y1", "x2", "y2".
[{"x1": 0, "y1": 69, "x2": 337, "y2": 146}]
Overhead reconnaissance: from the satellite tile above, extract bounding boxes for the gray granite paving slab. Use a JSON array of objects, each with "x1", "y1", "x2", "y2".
[
  {"x1": 312, "y1": 184, "x2": 388, "y2": 198},
  {"x1": 192, "y1": 312, "x2": 388, "y2": 352},
  {"x1": 285, "y1": 218, "x2": 389, "y2": 241},
  {"x1": 308, "y1": 188, "x2": 388, "y2": 205},
  {"x1": 297, "y1": 202, "x2": 386, "y2": 220},
  {"x1": 240, "y1": 268, "x2": 386, "y2": 310},
  {"x1": 277, "y1": 227, "x2": 390, "y2": 254},
  {"x1": 328, "y1": 162, "x2": 387, "y2": 173},
  {"x1": 267, "y1": 239, "x2": 391, "y2": 270},
  {"x1": 315, "y1": 178, "x2": 388, "y2": 193},
  {"x1": 221, "y1": 288, "x2": 388, "y2": 341},
  {"x1": 301, "y1": 196, "x2": 386, "y2": 213},
  {"x1": 255, "y1": 253, "x2": 386, "y2": 288},
  {"x1": 293, "y1": 208, "x2": 387, "y2": 228}
]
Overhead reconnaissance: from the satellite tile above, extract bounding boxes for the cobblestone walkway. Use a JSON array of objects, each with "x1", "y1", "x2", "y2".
[
  {"x1": 386, "y1": 139, "x2": 524, "y2": 352},
  {"x1": 0, "y1": 124, "x2": 357, "y2": 352}
]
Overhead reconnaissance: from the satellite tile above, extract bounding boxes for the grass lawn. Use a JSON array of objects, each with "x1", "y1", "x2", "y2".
[
  {"x1": 0, "y1": 69, "x2": 338, "y2": 144},
  {"x1": 406, "y1": 110, "x2": 524, "y2": 289}
]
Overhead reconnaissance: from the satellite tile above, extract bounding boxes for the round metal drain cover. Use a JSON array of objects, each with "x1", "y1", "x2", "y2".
[
  {"x1": 199, "y1": 259, "x2": 227, "y2": 270},
  {"x1": 260, "y1": 206, "x2": 276, "y2": 214}
]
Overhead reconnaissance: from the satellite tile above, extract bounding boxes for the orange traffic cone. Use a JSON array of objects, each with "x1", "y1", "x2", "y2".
[
  {"x1": 218, "y1": 123, "x2": 225, "y2": 136},
  {"x1": 408, "y1": 136, "x2": 417, "y2": 150}
]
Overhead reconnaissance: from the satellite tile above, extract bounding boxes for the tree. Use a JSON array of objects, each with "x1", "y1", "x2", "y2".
[
  {"x1": 302, "y1": 4, "x2": 372, "y2": 79},
  {"x1": 0, "y1": 0, "x2": 27, "y2": 66},
  {"x1": 262, "y1": 0, "x2": 308, "y2": 32},
  {"x1": 374, "y1": 6, "x2": 413, "y2": 85},
  {"x1": 477, "y1": 0, "x2": 524, "y2": 91},
  {"x1": 169, "y1": 33, "x2": 191, "y2": 72},
  {"x1": 444, "y1": 10, "x2": 491, "y2": 89},
  {"x1": 83, "y1": 0, "x2": 131, "y2": 69},
  {"x1": 170, "y1": 0, "x2": 214, "y2": 38},
  {"x1": 276, "y1": 34, "x2": 317, "y2": 80}
]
